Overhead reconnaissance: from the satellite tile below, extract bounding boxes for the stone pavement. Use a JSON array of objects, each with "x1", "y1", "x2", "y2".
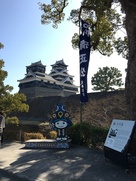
[{"x1": 0, "y1": 142, "x2": 136, "y2": 181}]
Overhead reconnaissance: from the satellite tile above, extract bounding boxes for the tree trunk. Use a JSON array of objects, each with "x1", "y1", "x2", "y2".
[{"x1": 120, "y1": 0, "x2": 136, "y2": 119}]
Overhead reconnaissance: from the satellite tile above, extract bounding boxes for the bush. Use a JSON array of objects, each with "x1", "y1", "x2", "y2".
[
  {"x1": 4, "y1": 121, "x2": 108, "y2": 149},
  {"x1": 38, "y1": 124, "x2": 51, "y2": 138},
  {"x1": 49, "y1": 130, "x2": 57, "y2": 139},
  {"x1": 4, "y1": 130, "x2": 20, "y2": 141},
  {"x1": 6, "y1": 116, "x2": 19, "y2": 125},
  {"x1": 22, "y1": 132, "x2": 45, "y2": 141},
  {"x1": 89, "y1": 126, "x2": 108, "y2": 147},
  {"x1": 68, "y1": 122, "x2": 108, "y2": 148}
]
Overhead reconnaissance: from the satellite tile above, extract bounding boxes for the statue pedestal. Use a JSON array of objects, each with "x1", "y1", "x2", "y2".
[{"x1": 24, "y1": 139, "x2": 71, "y2": 149}]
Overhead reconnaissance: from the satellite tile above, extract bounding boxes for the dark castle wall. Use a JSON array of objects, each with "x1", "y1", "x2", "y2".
[
  {"x1": 15, "y1": 90, "x2": 126, "y2": 128},
  {"x1": 19, "y1": 86, "x2": 63, "y2": 98},
  {"x1": 19, "y1": 86, "x2": 76, "y2": 98}
]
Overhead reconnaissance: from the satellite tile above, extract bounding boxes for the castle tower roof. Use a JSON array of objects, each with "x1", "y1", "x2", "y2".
[
  {"x1": 51, "y1": 59, "x2": 68, "y2": 67},
  {"x1": 18, "y1": 60, "x2": 78, "y2": 98},
  {"x1": 49, "y1": 59, "x2": 75, "y2": 85},
  {"x1": 25, "y1": 60, "x2": 46, "y2": 76}
]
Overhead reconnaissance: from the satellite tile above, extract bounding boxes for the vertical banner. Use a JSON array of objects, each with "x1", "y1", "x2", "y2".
[{"x1": 79, "y1": 20, "x2": 90, "y2": 103}]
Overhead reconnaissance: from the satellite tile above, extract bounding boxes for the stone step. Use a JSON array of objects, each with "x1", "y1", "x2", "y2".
[{"x1": 24, "y1": 139, "x2": 71, "y2": 149}]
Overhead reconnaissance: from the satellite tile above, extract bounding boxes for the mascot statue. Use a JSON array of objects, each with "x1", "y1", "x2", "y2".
[{"x1": 50, "y1": 103, "x2": 72, "y2": 141}]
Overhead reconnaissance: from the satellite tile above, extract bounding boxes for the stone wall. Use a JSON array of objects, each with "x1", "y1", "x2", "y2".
[{"x1": 15, "y1": 90, "x2": 126, "y2": 128}]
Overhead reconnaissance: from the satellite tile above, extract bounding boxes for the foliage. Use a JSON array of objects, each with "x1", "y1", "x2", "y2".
[
  {"x1": 23, "y1": 132, "x2": 45, "y2": 141},
  {"x1": 39, "y1": 0, "x2": 128, "y2": 59},
  {"x1": 49, "y1": 130, "x2": 57, "y2": 139},
  {"x1": 1, "y1": 93, "x2": 29, "y2": 115},
  {"x1": 0, "y1": 60, "x2": 13, "y2": 94},
  {"x1": 39, "y1": 0, "x2": 69, "y2": 28},
  {"x1": 68, "y1": 122, "x2": 108, "y2": 148},
  {"x1": 91, "y1": 66, "x2": 124, "y2": 92},
  {"x1": 4, "y1": 122, "x2": 108, "y2": 148},
  {"x1": 4, "y1": 130, "x2": 20, "y2": 141},
  {"x1": 6, "y1": 116, "x2": 19, "y2": 125},
  {"x1": 0, "y1": 44, "x2": 29, "y2": 116},
  {"x1": 39, "y1": 0, "x2": 136, "y2": 120},
  {"x1": 0, "y1": 42, "x2": 4, "y2": 49},
  {"x1": 4, "y1": 130, "x2": 45, "y2": 141},
  {"x1": 89, "y1": 125, "x2": 108, "y2": 147},
  {"x1": 113, "y1": 36, "x2": 128, "y2": 59}
]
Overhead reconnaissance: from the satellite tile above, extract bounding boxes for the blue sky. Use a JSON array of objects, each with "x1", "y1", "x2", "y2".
[{"x1": 0, "y1": 0, "x2": 127, "y2": 94}]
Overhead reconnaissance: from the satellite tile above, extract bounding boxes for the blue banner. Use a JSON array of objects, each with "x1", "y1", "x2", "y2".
[{"x1": 79, "y1": 20, "x2": 90, "y2": 103}]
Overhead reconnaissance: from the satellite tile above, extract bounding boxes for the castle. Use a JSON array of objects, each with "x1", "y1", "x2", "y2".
[{"x1": 18, "y1": 60, "x2": 78, "y2": 98}]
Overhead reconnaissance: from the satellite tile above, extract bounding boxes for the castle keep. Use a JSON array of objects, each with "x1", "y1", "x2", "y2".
[{"x1": 18, "y1": 60, "x2": 78, "y2": 98}]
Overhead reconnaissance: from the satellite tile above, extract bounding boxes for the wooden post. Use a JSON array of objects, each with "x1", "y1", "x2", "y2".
[{"x1": 19, "y1": 129, "x2": 22, "y2": 142}]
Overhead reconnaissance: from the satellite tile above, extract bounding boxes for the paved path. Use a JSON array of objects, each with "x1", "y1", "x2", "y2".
[{"x1": 0, "y1": 142, "x2": 136, "y2": 181}]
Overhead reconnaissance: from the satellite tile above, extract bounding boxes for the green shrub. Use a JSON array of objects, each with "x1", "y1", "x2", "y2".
[
  {"x1": 4, "y1": 121, "x2": 108, "y2": 149},
  {"x1": 23, "y1": 132, "x2": 45, "y2": 141},
  {"x1": 4, "y1": 130, "x2": 20, "y2": 141},
  {"x1": 68, "y1": 122, "x2": 108, "y2": 148},
  {"x1": 68, "y1": 123, "x2": 81, "y2": 144},
  {"x1": 6, "y1": 116, "x2": 19, "y2": 125},
  {"x1": 89, "y1": 126, "x2": 108, "y2": 147}
]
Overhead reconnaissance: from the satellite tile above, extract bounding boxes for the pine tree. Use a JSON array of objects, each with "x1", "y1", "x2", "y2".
[
  {"x1": 91, "y1": 66, "x2": 124, "y2": 92},
  {"x1": 0, "y1": 43, "x2": 29, "y2": 116}
]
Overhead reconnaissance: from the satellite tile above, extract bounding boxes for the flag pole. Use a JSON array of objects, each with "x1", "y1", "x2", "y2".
[
  {"x1": 79, "y1": 6, "x2": 83, "y2": 145},
  {"x1": 80, "y1": 102, "x2": 83, "y2": 145}
]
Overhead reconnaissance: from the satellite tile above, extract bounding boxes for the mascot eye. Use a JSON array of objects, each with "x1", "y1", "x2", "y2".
[
  {"x1": 64, "y1": 112, "x2": 69, "y2": 118},
  {"x1": 52, "y1": 113, "x2": 57, "y2": 118}
]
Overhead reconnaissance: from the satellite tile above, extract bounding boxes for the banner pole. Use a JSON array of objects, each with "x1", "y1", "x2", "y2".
[
  {"x1": 79, "y1": 6, "x2": 82, "y2": 145},
  {"x1": 80, "y1": 103, "x2": 83, "y2": 144}
]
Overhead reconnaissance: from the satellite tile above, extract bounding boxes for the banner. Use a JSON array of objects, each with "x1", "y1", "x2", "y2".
[{"x1": 79, "y1": 20, "x2": 90, "y2": 102}]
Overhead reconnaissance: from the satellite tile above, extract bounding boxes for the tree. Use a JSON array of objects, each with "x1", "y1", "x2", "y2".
[
  {"x1": 39, "y1": 0, "x2": 136, "y2": 120},
  {"x1": 91, "y1": 66, "x2": 124, "y2": 92},
  {"x1": 0, "y1": 43, "x2": 29, "y2": 116},
  {"x1": 0, "y1": 43, "x2": 4, "y2": 49},
  {"x1": 39, "y1": 0, "x2": 128, "y2": 58}
]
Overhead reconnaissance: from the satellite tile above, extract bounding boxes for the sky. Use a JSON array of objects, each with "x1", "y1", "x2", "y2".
[{"x1": 0, "y1": 0, "x2": 127, "y2": 94}]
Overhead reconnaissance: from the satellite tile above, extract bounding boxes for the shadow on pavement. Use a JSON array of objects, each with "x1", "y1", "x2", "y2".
[{"x1": 1, "y1": 143, "x2": 136, "y2": 181}]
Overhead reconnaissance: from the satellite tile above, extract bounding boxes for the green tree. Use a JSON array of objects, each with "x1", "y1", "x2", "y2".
[
  {"x1": 91, "y1": 66, "x2": 124, "y2": 92},
  {"x1": 39, "y1": 0, "x2": 136, "y2": 120},
  {"x1": 0, "y1": 43, "x2": 29, "y2": 116},
  {"x1": 0, "y1": 42, "x2": 4, "y2": 49},
  {"x1": 39, "y1": 0, "x2": 128, "y2": 58}
]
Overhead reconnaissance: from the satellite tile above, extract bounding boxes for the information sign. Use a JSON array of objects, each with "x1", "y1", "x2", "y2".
[{"x1": 104, "y1": 119, "x2": 135, "y2": 152}]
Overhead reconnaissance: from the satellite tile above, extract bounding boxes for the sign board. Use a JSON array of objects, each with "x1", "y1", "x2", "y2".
[
  {"x1": 25, "y1": 139, "x2": 71, "y2": 149},
  {"x1": 104, "y1": 119, "x2": 135, "y2": 152}
]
